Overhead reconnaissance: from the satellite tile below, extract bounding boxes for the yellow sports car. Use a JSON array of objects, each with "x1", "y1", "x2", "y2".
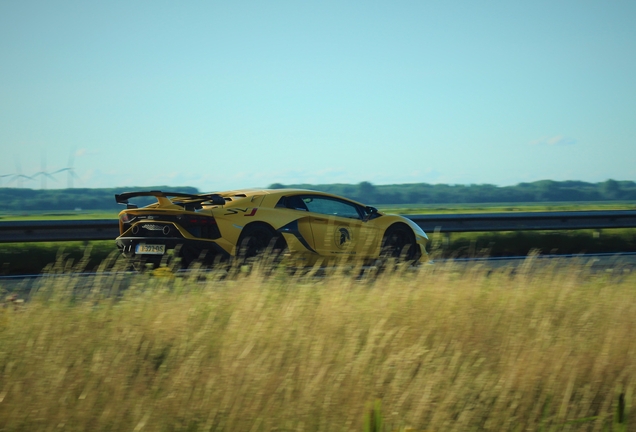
[{"x1": 115, "y1": 189, "x2": 428, "y2": 268}]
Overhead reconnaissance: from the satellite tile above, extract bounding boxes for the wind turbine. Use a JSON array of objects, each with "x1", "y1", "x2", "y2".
[
  {"x1": 0, "y1": 174, "x2": 13, "y2": 187},
  {"x1": 32, "y1": 153, "x2": 57, "y2": 189},
  {"x1": 53, "y1": 148, "x2": 80, "y2": 189},
  {"x1": 8, "y1": 158, "x2": 33, "y2": 188}
]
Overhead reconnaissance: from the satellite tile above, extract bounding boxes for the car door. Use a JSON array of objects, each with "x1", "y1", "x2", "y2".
[{"x1": 299, "y1": 195, "x2": 366, "y2": 257}]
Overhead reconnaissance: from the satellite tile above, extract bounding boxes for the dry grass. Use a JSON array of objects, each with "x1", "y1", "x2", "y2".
[{"x1": 0, "y1": 258, "x2": 634, "y2": 431}]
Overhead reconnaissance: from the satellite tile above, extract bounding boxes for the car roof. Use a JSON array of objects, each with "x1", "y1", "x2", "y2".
[{"x1": 215, "y1": 188, "x2": 366, "y2": 206}]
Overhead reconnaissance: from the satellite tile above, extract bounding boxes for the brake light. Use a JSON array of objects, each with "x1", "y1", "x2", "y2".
[
  {"x1": 180, "y1": 216, "x2": 220, "y2": 239},
  {"x1": 187, "y1": 217, "x2": 217, "y2": 225}
]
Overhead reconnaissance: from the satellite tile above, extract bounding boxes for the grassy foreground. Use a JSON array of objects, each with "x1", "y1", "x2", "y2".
[{"x1": 0, "y1": 260, "x2": 634, "y2": 431}]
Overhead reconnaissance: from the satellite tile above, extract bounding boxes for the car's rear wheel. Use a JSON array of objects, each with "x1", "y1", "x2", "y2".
[
  {"x1": 236, "y1": 224, "x2": 287, "y2": 265},
  {"x1": 380, "y1": 224, "x2": 419, "y2": 262},
  {"x1": 176, "y1": 243, "x2": 204, "y2": 269}
]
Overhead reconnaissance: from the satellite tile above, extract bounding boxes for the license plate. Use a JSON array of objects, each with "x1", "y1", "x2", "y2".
[{"x1": 135, "y1": 244, "x2": 166, "y2": 255}]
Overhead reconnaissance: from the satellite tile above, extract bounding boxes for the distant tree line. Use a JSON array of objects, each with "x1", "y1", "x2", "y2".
[
  {"x1": 269, "y1": 179, "x2": 636, "y2": 205},
  {"x1": 0, "y1": 186, "x2": 199, "y2": 212},
  {"x1": 0, "y1": 180, "x2": 634, "y2": 211}
]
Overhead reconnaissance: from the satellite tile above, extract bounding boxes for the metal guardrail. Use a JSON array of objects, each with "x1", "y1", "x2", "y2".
[
  {"x1": 1, "y1": 210, "x2": 636, "y2": 243},
  {"x1": 0, "y1": 220, "x2": 119, "y2": 243},
  {"x1": 409, "y1": 210, "x2": 636, "y2": 233}
]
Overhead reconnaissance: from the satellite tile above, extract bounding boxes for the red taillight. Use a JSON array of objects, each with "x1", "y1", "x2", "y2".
[
  {"x1": 120, "y1": 213, "x2": 132, "y2": 223},
  {"x1": 180, "y1": 216, "x2": 220, "y2": 239}
]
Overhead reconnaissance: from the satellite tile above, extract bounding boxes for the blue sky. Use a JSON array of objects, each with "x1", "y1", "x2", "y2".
[{"x1": 1, "y1": 1, "x2": 635, "y2": 191}]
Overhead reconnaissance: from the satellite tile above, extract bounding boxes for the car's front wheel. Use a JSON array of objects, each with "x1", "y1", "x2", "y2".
[{"x1": 380, "y1": 224, "x2": 419, "y2": 262}]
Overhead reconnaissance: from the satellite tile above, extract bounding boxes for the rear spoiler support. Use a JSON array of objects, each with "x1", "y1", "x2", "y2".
[{"x1": 115, "y1": 190, "x2": 226, "y2": 208}]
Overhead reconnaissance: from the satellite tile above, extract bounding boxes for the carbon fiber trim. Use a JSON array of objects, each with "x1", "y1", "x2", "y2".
[{"x1": 277, "y1": 220, "x2": 317, "y2": 253}]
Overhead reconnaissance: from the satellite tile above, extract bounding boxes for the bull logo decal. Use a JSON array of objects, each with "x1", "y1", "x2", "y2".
[{"x1": 334, "y1": 226, "x2": 352, "y2": 249}]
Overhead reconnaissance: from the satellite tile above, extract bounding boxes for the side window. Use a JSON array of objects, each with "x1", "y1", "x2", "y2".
[
  {"x1": 276, "y1": 196, "x2": 308, "y2": 211},
  {"x1": 302, "y1": 196, "x2": 363, "y2": 219},
  {"x1": 286, "y1": 196, "x2": 308, "y2": 211}
]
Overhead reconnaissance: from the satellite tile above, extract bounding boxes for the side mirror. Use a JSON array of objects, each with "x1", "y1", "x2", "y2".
[{"x1": 364, "y1": 206, "x2": 378, "y2": 221}]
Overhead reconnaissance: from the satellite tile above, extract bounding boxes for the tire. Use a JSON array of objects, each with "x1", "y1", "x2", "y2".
[
  {"x1": 236, "y1": 224, "x2": 286, "y2": 264},
  {"x1": 176, "y1": 243, "x2": 199, "y2": 269},
  {"x1": 380, "y1": 224, "x2": 420, "y2": 262}
]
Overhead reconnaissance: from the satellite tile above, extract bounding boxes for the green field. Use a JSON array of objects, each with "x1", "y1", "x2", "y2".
[
  {"x1": 0, "y1": 260, "x2": 633, "y2": 431},
  {"x1": 0, "y1": 241, "x2": 117, "y2": 275}
]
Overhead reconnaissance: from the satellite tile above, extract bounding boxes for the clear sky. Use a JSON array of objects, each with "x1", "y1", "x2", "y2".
[{"x1": 1, "y1": 1, "x2": 635, "y2": 191}]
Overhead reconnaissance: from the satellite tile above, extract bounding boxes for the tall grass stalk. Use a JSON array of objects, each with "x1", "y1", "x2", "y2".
[{"x1": 0, "y1": 258, "x2": 634, "y2": 431}]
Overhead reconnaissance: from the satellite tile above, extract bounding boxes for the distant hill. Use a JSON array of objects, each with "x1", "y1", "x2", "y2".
[{"x1": 1, "y1": 180, "x2": 635, "y2": 211}]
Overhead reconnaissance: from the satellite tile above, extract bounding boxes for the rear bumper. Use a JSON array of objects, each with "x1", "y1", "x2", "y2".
[{"x1": 116, "y1": 236, "x2": 230, "y2": 262}]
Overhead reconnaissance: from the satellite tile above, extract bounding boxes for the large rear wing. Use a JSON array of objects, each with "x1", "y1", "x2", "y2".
[{"x1": 115, "y1": 190, "x2": 226, "y2": 209}]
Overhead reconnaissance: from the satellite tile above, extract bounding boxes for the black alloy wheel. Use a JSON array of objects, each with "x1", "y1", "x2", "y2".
[
  {"x1": 237, "y1": 224, "x2": 287, "y2": 264},
  {"x1": 380, "y1": 224, "x2": 419, "y2": 262}
]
